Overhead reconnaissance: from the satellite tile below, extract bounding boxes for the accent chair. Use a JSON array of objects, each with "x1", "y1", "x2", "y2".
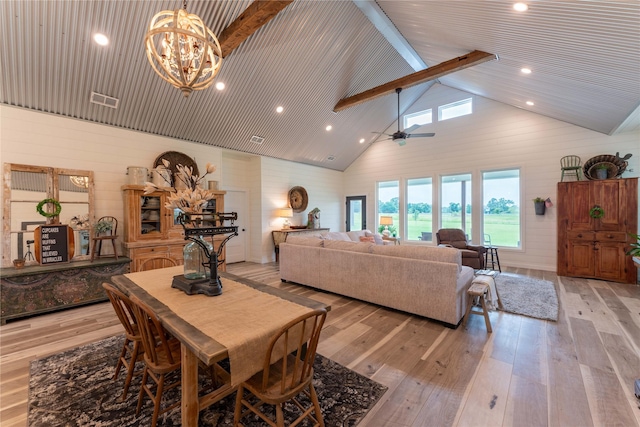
[{"x1": 436, "y1": 228, "x2": 486, "y2": 270}]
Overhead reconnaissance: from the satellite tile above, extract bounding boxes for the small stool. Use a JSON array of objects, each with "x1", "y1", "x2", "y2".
[
  {"x1": 464, "y1": 282, "x2": 492, "y2": 332},
  {"x1": 484, "y1": 246, "x2": 501, "y2": 272}
]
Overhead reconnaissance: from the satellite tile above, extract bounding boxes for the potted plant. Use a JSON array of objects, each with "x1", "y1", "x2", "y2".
[
  {"x1": 533, "y1": 197, "x2": 546, "y2": 215},
  {"x1": 594, "y1": 163, "x2": 609, "y2": 180},
  {"x1": 94, "y1": 219, "x2": 114, "y2": 236},
  {"x1": 627, "y1": 232, "x2": 640, "y2": 268}
]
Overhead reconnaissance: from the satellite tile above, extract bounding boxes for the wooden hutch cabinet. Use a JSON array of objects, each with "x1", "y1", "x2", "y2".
[
  {"x1": 557, "y1": 178, "x2": 637, "y2": 283},
  {"x1": 121, "y1": 185, "x2": 226, "y2": 273}
]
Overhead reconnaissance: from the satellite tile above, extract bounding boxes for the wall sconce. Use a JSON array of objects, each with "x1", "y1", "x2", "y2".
[
  {"x1": 380, "y1": 216, "x2": 393, "y2": 237},
  {"x1": 275, "y1": 208, "x2": 293, "y2": 229}
]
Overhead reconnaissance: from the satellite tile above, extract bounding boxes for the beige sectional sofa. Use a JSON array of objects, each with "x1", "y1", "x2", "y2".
[{"x1": 279, "y1": 235, "x2": 475, "y2": 327}]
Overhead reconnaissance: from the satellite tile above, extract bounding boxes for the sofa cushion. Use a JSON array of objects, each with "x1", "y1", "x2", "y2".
[
  {"x1": 359, "y1": 236, "x2": 375, "y2": 243},
  {"x1": 284, "y1": 236, "x2": 323, "y2": 247},
  {"x1": 320, "y1": 231, "x2": 352, "y2": 241},
  {"x1": 370, "y1": 244, "x2": 462, "y2": 269},
  {"x1": 323, "y1": 240, "x2": 373, "y2": 253}
]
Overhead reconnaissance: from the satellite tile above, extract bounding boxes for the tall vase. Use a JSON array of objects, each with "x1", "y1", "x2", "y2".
[{"x1": 183, "y1": 235, "x2": 213, "y2": 280}]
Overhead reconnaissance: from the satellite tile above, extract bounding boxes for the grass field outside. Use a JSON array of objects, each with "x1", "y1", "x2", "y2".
[{"x1": 379, "y1": 213, "x2": 520, "y2": 247}]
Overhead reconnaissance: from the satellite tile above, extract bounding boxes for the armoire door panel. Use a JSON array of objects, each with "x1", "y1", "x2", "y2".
[
  {"x1": 566, "y1": 182, "x2": 593, "y2": 230},
  {"x1": 594, "y1": 181, "x2": 623, "y2": 231},
  {"x1": 595, "y1": 242, "x2": 626, "y2": 281},
  {"x1": 566, "y1": 241, "x2": 594, "y2": 276}
]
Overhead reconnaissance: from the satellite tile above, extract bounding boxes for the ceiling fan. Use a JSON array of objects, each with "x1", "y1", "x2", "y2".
[{"x1": 373, "y1": 88, "x2": 435, "y2": 146}]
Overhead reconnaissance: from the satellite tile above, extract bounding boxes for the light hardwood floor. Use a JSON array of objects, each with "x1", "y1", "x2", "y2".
[{"x1": 1, "y1": 262, "x2": 639, "y2": 426}]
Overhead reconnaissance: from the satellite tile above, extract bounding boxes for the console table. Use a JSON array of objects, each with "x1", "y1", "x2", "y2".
[
  {"x1": 272, "y1": 228, "x2": 329, "y2": 262},
  {"x1": 1, "y1": 257, "x2": 130, "y2": 324}
]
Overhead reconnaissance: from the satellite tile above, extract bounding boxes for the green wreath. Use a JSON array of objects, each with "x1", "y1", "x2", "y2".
[
  {"x1": 589, "y1": 205, "x2": 604, "y2": 219},
  {"x1": 36, "y1": 198, "x2": 62, "y2": 218}
]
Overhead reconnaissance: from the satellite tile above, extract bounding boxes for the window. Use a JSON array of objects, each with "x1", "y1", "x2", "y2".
[
  {"x1": 441, "y1": 173, "x2": 472, "y2": 236},
  {"x1": 438, "y1": 98, "x2": 472, "y2": 121},
  {"x1": 482, "y1": 169, "x2": 521, "y2": 248},
  {"x1": 404, "y1": 109, "x2": 432, "y2": 129},
  {"x1": 377, "y1": 181, "x2": 399, "y2": 236},
  {"x1": 407, "y1": 178, "x2": 432, "y2": 241}
]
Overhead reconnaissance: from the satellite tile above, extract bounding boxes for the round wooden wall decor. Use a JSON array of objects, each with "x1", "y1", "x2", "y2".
[
  {"x1": 288, "y1": 186, "x2": 308, "y2": 213},
  {"x1": 153, "y1": 151, "x2": 199, "y2": 179}
]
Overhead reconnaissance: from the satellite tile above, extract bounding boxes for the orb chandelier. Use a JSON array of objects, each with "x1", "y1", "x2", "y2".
[{"x1": 144, "y1": 1, "x2": 222, "y2": 97}]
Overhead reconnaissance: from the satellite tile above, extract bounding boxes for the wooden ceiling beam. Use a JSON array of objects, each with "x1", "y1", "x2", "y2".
[
  {"x1": 333, "y1": 50, "x2": 496, "y2": 112},
  {"x1": 218, "y1": 0, "x2": 294, "y2": 58}
]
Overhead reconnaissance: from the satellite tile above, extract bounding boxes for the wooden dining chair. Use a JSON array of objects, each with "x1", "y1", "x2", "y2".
[
  {"x1": 102, "y1": 283, "x2": 143, "y2": 401},
  {"x1": 91, "y1": 216, "x2": 119, "y2": 261},
  {"x1": 234, "y1": 308, "x2": 327, "y2": 427},
  {"x1": 130, "y1": 295, "x2": 183, "y2": 427},
  {"x1": 139, "y1": 256, "x2": 177, "y2": 271}
]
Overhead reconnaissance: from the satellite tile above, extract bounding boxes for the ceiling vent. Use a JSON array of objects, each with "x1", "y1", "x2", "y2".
[
  {"x1": 90, "y1": 91, "x2": 119, "y2": 109},
  {"x1": 250, "y1": 135, "x2": 265, "y2": 145}
]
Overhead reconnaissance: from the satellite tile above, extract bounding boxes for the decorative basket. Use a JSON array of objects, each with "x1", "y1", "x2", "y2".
[
  {"x1": 587, "y1": 162, "x2": 618, "y2": 180},
  {"x1": 583, "y1": 154, "x2": 627, "y2": 180}
]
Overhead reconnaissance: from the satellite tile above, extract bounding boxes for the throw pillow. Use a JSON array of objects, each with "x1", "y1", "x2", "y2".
[
  {"x1": 359, "y1": 236, "x2": 375, "y2": 243},
  {"x1": 365, "y1": 231, "x2": 385, "y2": 245}
]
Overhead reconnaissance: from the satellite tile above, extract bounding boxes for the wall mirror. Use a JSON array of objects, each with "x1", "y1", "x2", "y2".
[{"x1": 2, "y1": 163, "x2": 95, "y2": 267}]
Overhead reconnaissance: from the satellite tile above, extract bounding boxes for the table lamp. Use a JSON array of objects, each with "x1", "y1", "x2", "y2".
[
  {"x1": 276, "y1": 208, "x2": 293, "y2": 229},
  {"x1": 380, "y1": 216, "x2": 393, "y2": 237}
]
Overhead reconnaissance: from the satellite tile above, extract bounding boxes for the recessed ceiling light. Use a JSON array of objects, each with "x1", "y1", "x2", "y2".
[
  {"x1": 359, "y1": 138, "x2": 365, "y2": 144},
  {"x1": 93, "y1": 33, "x2": 109, "y2": 46},
  {"x1": 276, "y1": 106, "x2": 284, "y2": 113},
  {"x1": 521, "y1": 67, "x2": 532, "y2": 74},
  {"x1": 526, "y1": 101, "x2": 535, "y2": 106},
  {"x1": 215, "y1": 82, "x2": 225, "y2": 90},
  {"x1": 513, "y1": 3, "x2": 528, "y2": 12},
  {"x1": 325, "y1": 125, "x2": 332, "y2": 131}
]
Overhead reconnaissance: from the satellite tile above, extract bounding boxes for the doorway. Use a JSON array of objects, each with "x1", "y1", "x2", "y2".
[
  {"x1": 224, "y1": 190, "x2": 248, "y2": 264},
  {"x1": 346, "y1": 196, "x2": 366, "y2": 232}
]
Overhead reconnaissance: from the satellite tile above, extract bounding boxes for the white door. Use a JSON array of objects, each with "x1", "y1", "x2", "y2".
[{"x1": 224, "y1": 190, "x2": 247, "y2": 264}]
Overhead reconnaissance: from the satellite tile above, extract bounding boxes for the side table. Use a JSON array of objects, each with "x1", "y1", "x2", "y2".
[
  {"x1": 484, "y1": 246, "x2": 501, "y2": 272},
  {"x1": 382, "y1": 236, "x2": 401, "y2": 245}
]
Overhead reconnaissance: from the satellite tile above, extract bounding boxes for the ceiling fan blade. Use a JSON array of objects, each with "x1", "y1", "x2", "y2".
[
  {"x1": 405, "y1": 124, "x2": 421, "y2": 133},
  {"x1": 407, "y1": 133, "x2": 436, "y2": 138},
  {"x1": 372, "y1": 131, "x2": 393, "y2": 136}
]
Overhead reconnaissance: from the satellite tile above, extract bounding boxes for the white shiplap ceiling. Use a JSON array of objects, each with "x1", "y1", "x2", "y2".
[{"x1": 1, "y1": 0, "x2": 638, "y2": 171}]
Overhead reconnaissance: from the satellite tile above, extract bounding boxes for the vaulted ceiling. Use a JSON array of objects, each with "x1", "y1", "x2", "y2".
[{"x1": 1, "y1": 1, "x2": 638, "y2": 171}]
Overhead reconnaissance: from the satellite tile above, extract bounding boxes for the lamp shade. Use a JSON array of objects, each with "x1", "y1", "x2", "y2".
[
  {"x1": 380, "y1": 216, "x2": 393, "y2": 226},
  {"x1": 275, "y1": 208, "x2": 293, "y2": 218}
]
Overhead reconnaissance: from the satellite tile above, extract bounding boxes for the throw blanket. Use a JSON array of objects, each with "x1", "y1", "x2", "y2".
[{"x1": 471, "y1": 275, "x2": 498, "y2": 310}]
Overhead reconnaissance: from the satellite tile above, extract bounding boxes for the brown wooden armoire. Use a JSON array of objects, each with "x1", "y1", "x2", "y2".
[{"x1": 557, "y1": 177, "x2": 638, "y2": 283}]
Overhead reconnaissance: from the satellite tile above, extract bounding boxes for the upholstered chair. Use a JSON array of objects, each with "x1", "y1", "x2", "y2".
[{"x1": 436, "y1": 228, "x2": 486, "y2": 269}]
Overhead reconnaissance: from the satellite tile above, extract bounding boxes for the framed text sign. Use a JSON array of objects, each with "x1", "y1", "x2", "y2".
[{"x1": 35, "y1": 225, "x2": 75, "y2": 264}]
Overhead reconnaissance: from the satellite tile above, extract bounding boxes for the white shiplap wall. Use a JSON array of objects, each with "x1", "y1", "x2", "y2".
[
  {"x1": 344, "y1": 83, "x2": 640, "y2": 271},
  {"x1": 2, "y1": 93, "x2": 638, "y2": 271},
  {"x1": 259, "y1": 157, "x2": 343, "y2": 263},
  {"x1": 0, "y1": 105, "x2": 345, "y2": 265}
]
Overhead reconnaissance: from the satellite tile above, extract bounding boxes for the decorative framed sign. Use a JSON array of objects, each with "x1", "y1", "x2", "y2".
[{"x1": 34, "y1": 225, "x2": 75, "y2": 264}]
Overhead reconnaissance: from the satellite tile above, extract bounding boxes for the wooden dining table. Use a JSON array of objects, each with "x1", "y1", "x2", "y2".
[{"x1": 111, "y1": 266, "x2": 329, "y2": 426}]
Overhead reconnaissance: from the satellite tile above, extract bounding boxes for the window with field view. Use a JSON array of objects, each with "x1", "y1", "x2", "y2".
[
  {"x1": 407, "y1": 177, "x2": 432, "y2": 241},
  {"x1": 482, "y1": 169, "x2": 521, "y2": 248},
  {"x1": 441, "y1": 173, "x2": 472, "y2": 238},
  {"x1": 377, "y1": 180, "x2": 399, "y2": 236}
]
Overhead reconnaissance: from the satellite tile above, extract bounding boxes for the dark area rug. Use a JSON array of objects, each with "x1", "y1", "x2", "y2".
[
  {"x1": 495, "y1": 272, "x2": 559, "y2": 321},
  {"x1": 28, "y1": 336, "x2": 386, "y2": 426}
]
